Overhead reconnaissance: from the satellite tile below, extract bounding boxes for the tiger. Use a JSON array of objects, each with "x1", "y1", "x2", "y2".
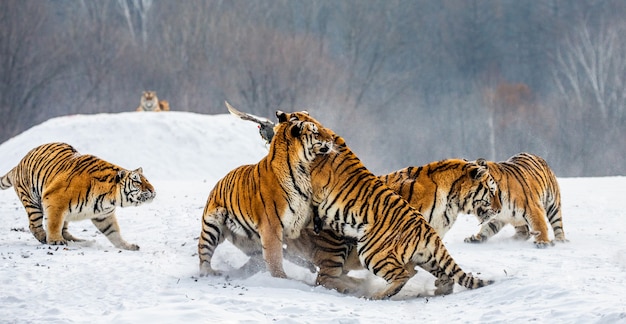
[
  {"x1": 136, "y1": 90, "x2": 170, "y2": 112},
  {"x1": 197, "y1": 104, "x2": 334, "y2": 279},
  {"x1": 288, "y1": 158, "x2": 501, "y2": 294},
  {"x1": 279, "y1": 111, "x2": 493, "y2": 300},
  {"x1": 464, "y1": 153, "x2": 566, "y2": 248},
  {"x1": 0, "y1": 142, "x2": 155, "y2": 250}
]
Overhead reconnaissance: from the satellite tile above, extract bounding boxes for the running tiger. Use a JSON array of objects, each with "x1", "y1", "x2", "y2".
[
  {"x1": 464, "y1": 153, "x2": 566, "y2": 247},
  {"x1": 136, "y1": 90, "x2": 170, "y2": 112},
  {"x1": 0, "y1": 142, "x2": 155, "y2": 250},
  {"x1": 283, "y1": 111, "x2": 493, "y2": 299},
  {"x1": 198, "y1": 103, "x2": 334, "y2": 279}
]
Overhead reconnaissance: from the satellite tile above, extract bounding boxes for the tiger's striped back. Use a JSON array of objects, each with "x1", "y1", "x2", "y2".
[
  {"x1": 379, "y1": 159, "x2": 500, "y2": 236},
  {"x1": 465, "y1": 152, "x2": 565, "y2": 247}
]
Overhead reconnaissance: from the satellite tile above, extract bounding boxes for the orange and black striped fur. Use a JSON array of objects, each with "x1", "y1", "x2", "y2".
[
  {"x1": 281, "y1": 112, "x2": 493, "y2": 299},
  {"x1": 464, "y1": 153, "x2": 566, "y2": 247},
  {"x1": 198, "y1": 109, "x2": 334, "y2": 278},
  {"x1": 380, "y1": 160, "x2": 501, "y2": 236},
  {"x1": 286, "y1": 158, "x2": 501, "y2": 294},
  {"x1": 0, "y1": 142, "x2": 155, "y2": 250}
]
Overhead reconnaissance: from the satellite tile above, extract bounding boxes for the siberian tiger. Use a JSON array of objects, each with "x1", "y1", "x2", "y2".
[
  {"x1": 292, "y1": 158, "x2": 501, "y2": 294},
  {"x1": 136, "y1": 90, "x2": 170, "y2": 112},
  {"x1": 197, "y1": 104, "x2": 334, "y2": 279},
  {"x1": 0, "y1": 142, "x2": 155, "y2": 250},
  {"x1": 464, "y1": 153, "x2": 566, "y2": 248},
  {"x1": 280, "y1": 111, "x2": 493, "y2": 299}
]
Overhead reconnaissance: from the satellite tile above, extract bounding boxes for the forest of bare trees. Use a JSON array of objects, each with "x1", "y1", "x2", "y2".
[{"x1": 1, "y1": 0, "x2": 624, "y2": 177}]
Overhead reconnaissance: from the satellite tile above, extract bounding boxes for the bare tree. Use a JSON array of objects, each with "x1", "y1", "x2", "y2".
[
  {"x1": 117, "y1": 0, "x2": 153, "y2": 47},
  {"x1": 552, "y1": 20, "x2": 626, "y2": 128},
  {"x1": 0, "y1": 1, "x2": 71, "y2": 140}
]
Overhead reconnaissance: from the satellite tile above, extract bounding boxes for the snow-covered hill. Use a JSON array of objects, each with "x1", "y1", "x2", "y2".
[{"x1": 0, "y1": 112, "x2": 625, "y2": 323}]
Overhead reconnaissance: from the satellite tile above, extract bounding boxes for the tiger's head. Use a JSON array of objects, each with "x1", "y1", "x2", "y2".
[
  {"x1": 275, "y1": 110, "x2": 335, "y2": 158},
  {"x1": 461, "y1": 162, "x2": 501, "y2": 223},
  {"x1": 141, "y1": 91, "x2": 159, "y2": 110},
  {"x1": 117, "y1": 167, "x2": 156, "y2": 206}
]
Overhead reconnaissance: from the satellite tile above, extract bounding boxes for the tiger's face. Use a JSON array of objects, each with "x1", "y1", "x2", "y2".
[
  {"x1": 141, "y1": 91, "x2": 159, "y2": 110},
  {"x1": 276, "y1": 110, "x2": 334, "y2": 158},
  {"x1": 464, "y1": 163, "x2": 501, "y2": 223},
  {"x1": 118, "y1": 167, "x2": 156, "y2": 206}
]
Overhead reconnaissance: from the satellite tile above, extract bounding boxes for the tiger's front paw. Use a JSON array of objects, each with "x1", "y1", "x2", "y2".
[
  {"x1": 199, "y1": 262, "x2": 222, "y2": 277},
  {"x1": 533, "y1": 240, "x2": 555, "y2": 249},
  {"x1": 46, "y1": 235, "x2": 67, "y2": 246},
  {"x1": 116, "y1": 241, "x2": 140, "y2": 251},
  {"x1": 464, "y1": 234, "x2": 487, "y2": 243},
  {"x1": 269, "y1": 269, "x2": 288, "y2": 279}
]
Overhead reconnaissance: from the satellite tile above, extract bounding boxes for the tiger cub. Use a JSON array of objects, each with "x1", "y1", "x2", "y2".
[
  {"x1": 0, "y1": 142, "x2": 155, "y2": 250},
  {"x1": 282, "y1": 111, "x2": 493, "y2": 299},
  {"x1": 198, "y1": 105, "x2": 334, "y2": 279},
  {"x1": 464, "y1": 153, "x2": 566, "y2": 247},
  {"x1": 136, "y1": 90, "x2": 170, "y2": 112}
]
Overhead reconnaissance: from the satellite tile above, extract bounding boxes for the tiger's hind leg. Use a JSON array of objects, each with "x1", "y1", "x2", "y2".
[
  {"x1": 198, "y1": 207, "x2": 227, "y2": 276},
  {"x1": 91, "y1": 213, "x2": 139, "y2": 250},
  {"x1": 547, "y1": 203, "x2": 567, "y2": 243},
  {"x1": 314, "y1": 237, "x2": 363, "y2": 293},
  {"x1": 19, "y1": 197, "x2": 47, "y2": 244},
  {"x1": 316, "y1": 261, "x2": 362, "y2": 294},
  {"x1": 42, "y1": 205, "x2": 67, "y2": 245},
  {"x1": 418, "y1": 260, "x2": 455, "y2": 295},
  {"x1": 369, "y1": 261, "x2": 416, "y2": 300},
  {"x1": 526, "y1": 204, "x2": 553, "y2": 248}
]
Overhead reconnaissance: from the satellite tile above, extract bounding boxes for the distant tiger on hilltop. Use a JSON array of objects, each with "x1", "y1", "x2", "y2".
[
  {"x1": 0, "y1": 142, "x2": 155, "y2": 250},
  {"x1": 136, "y1": 90, "x2": 170, "y2": 112},
  {"x1": 464, "y1": 153, "x2": 566, "y2": 247}
]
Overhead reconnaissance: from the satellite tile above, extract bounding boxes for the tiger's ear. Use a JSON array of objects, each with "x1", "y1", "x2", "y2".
[
  {"x1": 116, "y1": 170, "x2": 127, "y2": 183},
  {"x1": 475, "y1": 158, "x2": 488, "y2": 167},
  {"x1": 469, "y1": 165, "x2": 487, "y2": 180},
  {"x1": 276, "y1": 110, "x2": 287, "y2": 123},
  {"x1": 134, "y1": 167, "x2": 143, "y2": 174}
]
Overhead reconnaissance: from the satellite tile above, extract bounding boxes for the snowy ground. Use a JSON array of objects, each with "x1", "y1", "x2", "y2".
[{"x1": 0, "y1": 112, "x2": 625, "y2": 323}]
